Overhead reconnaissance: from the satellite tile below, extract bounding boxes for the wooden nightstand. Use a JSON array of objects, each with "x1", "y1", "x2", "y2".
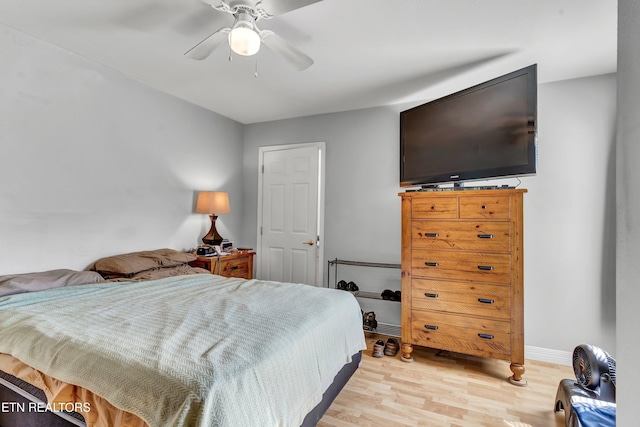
[{"x1": 189, "y1": 251, "x2": 256, "y2": 279}]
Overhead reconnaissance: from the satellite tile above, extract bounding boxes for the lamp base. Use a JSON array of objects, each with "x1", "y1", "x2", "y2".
[
  {"x1": 202, "y1": 214, "x2": 224, "y2": 246},
  {"x1": 202, "y1": 238, "x2": 224, "y2": 246}
]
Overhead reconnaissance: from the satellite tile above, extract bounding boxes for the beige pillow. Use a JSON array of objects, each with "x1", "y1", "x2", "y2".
[
  {"x1": 89, "y1": 248, "x2": 196, "y2": 278},
  {"x1": 107, "y1": 264, "x2": 210, "y2": 282}
]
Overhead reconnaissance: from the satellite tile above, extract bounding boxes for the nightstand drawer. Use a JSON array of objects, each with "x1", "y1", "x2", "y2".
[
  {"x1": 189, "y1": 258, "x2": 213, "y2": 272},
  {"x1": 220, "y1": 256, "x2": 250, "y2": 278},
  {"x1": 189, "y1": 251, "x2": 255, "y2": 279}
]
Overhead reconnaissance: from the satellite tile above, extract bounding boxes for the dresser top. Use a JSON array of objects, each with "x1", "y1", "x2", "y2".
[{"x1": 399, "y1": 188, "x2": 527, "y2": 198}]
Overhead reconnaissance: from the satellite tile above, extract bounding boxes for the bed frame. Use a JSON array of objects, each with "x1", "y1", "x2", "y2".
[{"x1": 0, "y1": 351, "x2": 361, "y2": 427}]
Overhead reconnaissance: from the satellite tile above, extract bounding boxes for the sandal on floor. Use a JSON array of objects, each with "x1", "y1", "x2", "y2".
[
  {"x1": 373, "y1": 340, "x2": 385, "y2": 358},
  {"x1": 384, "y1": 338, "x2": 399, "y2": 356}
]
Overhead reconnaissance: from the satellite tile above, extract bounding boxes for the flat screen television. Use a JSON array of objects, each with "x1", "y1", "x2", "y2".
[{"x1": 400, "y1": 64, "x2": 537, "y2": 188}]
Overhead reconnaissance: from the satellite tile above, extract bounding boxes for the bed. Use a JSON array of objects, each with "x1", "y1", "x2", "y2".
[{"x1": 0, "y1": 249, "x2": 366, "y2": 427}]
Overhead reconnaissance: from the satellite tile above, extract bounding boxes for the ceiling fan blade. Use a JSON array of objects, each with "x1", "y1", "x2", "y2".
[
  {"x1": 257, "y1": 0, "x2": 322, "y2": 16},
  {"x1": 200, "y1": 0, "x2": 224, "y2": 7},
  {"x1": 184, "y1": 27, "x2": 231, "y2": 60},
  {"x1": 261, "y1": 32, "x2": 314, "y2": 71}
]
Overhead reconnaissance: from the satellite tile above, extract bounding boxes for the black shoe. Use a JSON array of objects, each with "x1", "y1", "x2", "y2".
[
  {"x1": 381, "y1": 289, "x2": 395, "y2": 300},
  {"x1": 362, "y1": 311, "x2": 378, "y2": 331},
  {"x1": 347, "y1": 281, "x2": 359, "y2": 292},
  {"x1": 337, "y1": 280, "x2": 348, "y2": 290}
]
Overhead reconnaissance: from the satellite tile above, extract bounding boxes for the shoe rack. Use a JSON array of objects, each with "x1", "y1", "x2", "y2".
[{"x1": 327, "y1": 258, "x2": 402, "y2": 337}]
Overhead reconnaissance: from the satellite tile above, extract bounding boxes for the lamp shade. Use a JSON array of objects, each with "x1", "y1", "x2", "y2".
[{"x1": 195, "y1": 191, "x2": 230, "y2": 214}]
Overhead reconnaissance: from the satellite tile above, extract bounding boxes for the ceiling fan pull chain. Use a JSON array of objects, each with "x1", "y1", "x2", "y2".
[
  {"x1": 228, "y1": 46, "x2": 233, "y2": 62},
  {"x1": 255, "y1": 58, "x2": 259, "y2": 78}
]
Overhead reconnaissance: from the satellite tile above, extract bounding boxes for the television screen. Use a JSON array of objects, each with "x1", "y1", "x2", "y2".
[{"x1": 400, "y1": 64, "x2": 537, "y2": 187}]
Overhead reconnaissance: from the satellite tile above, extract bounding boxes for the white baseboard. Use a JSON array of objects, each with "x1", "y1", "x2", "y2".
[{"x1": 525, "y1": 345, "x2": 572, "y2": 366}]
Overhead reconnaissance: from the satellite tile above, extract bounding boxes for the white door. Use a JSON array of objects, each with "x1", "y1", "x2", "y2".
[{"x1": 257, "y1": 143, "x2": 324, "y2": 286}]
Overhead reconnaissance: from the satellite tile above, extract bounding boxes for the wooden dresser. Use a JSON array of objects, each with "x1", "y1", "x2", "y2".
[
  {"x1": 399, "y1": 189, "x2": 527, "y2": 386},
  {"x1": 189, "y1": 251, "x2": 256, "y2": 279}
]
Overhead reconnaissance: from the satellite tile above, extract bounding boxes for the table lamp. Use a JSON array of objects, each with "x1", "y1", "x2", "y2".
[{"x1": 195, "y1": 191, "x2": 230, "y2": 245}]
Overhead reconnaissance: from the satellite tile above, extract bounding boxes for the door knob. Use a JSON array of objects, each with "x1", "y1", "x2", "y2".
[{"x1": 303, "y1": 240, "x2": 315, "y2": 245}]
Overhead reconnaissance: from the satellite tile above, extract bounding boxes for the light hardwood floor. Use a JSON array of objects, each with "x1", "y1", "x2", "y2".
[{"x1": 318, "y1": 333, "x2": 573, "y2": 427}]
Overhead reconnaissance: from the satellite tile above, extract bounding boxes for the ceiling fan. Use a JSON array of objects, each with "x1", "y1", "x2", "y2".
[{"x1": 184, "y1": 0, "x2": 322, "y2": 71}]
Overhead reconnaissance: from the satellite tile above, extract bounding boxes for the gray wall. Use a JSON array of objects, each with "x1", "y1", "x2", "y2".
[
  {"x1": 616, "y1": 0, "x2": 640, "y2": 424},
  {"x1": 1, "y1": 12, "x2": 623, "y2": 367},
  {"x1": 0, "y1": 26, "x2": 245, "y2": 273},
  {"x1": 528, "y1": 74, "x2": 617, "y2": 353},
  {"x1": 243, "y1": 73, "x2": 618, "y2": 357}
]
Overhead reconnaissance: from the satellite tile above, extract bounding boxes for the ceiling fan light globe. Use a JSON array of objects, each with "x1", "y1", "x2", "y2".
[{"x1": 229, "y1": 27, "x2": 261, "y2": 56}]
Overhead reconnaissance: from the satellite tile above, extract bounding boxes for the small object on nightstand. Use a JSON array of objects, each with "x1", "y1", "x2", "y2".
[{"x1": 197, "y1": 246, "x2": 217, "y2": 256}]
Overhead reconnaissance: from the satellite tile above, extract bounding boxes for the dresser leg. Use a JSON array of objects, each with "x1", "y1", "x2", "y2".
[
  {"x1": 400, "y1": 343, "x2": 414, "y2": 363},
  {"x1": 508, "y1": 363, "x2": 527, "y2": 386}
]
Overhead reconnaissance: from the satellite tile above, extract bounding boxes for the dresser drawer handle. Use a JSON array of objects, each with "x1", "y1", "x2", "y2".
[
  {"x1": 477, "y1": 265, "x2": 494, "y2": 271},
  {"x1": 230, "y1": 265, "x2": 239, "y2": 271},
  {"x1": 478, "y1": 298, "x2": 495, "y2": 304},
  {"x1": 478, "y1": 333, "x2": 494, "y2": 339},
  {"x1": 425, "y1": 233, "x2": 439, "y2": 238},
  {"x1": 425, "y1": 262, "x2": 439, "y2": 267},
  {"x1": 424, "y1": 324, "x2": 439, "y2": 330},
  {"x1": 424, "y1": 293, "x2": 439, "y2": 298},
  {"x1": 477, "y1": 234, "x2": 494, "y2": 239},
  {"x1": 430, "y1": 205, "x2": 435, "y2": 210},
  {"x1": 481, "y1": 205, "x2": 487, "y2": 209}
]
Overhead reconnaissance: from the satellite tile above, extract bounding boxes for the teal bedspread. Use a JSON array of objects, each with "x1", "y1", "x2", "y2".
[{"x1": 0, "y1": 274, "x2": 366, "y2": 427}]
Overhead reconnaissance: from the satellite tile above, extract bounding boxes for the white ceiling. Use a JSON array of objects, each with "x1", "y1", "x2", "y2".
[{"x1": 0, "y1": 0, "x2": 617, "y2": 124}]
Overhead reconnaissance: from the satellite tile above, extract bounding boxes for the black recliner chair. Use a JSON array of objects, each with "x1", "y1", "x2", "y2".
[{"x1": 554, "y1": 344, "x2": 616, "y2": 427}]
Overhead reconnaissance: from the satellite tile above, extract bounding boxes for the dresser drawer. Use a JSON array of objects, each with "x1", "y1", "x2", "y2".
[
  {"x1": 220, "y1": 256, "x2": 250, "y2": 278},
  {"x1": 459, "y1": 196, "x2": 510, "y2": 219},
  {"x1": 410, "y1": 311, "x2": 511, "y2": 359},
  {"x1": 412, "y1": 197, "x2": 458, "y2": 219},
  {"x1": 411, "y1": 250, "x2": 511, "y2": 283},
  {"x1": 411, "y1": 279, "x2": 511, "y2": 319},
  {"x1": 411, "y1": 221, "x2": 511, "y2": 252}
]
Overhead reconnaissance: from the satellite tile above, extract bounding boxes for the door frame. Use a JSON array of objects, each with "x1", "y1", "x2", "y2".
[{"x1": 256, "y1": 142, "x2": 326, "y2": 286}]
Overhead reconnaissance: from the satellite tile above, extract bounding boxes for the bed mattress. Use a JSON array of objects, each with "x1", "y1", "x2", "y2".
[
  {"x1": 0, "y1": 368, "x2": 86, "y2": 427},
  {"x1": 0, "y1": 274, "x2": 366, "y2": 427},
  {"x1": 0, "y1": 351, "x2": 362, "y2": 427}
]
